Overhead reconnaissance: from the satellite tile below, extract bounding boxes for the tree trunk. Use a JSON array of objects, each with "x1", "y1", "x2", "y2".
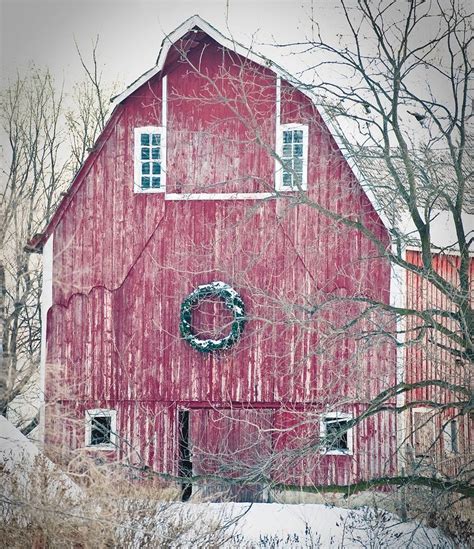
[{"x1": 0, "y1": 262, "x2": 8, "y2": 417}]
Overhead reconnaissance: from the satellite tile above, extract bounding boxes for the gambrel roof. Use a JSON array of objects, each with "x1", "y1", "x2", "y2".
[
  {"x1": 110, "y1": 15, "x2": 392, "y2": 230},
  {"x1": 28, "y1": 15, "x2": 394, "y2": 252},
  {"x1": 32, "y1": 15, "x2": 472, "y2": 251}
]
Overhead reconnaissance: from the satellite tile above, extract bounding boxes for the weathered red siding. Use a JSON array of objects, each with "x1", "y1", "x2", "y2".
[
  {"x1": 44, "y1": 36, "x2": 396, "y2": 490},
  {"x1": 405, "y1": 250, "x2": 473, "y2": 477}
]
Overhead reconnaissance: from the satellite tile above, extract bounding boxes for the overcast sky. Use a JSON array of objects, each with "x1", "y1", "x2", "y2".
[
  {"x1": 1, "y1": 0, "x2": 467, "y2": 149},
  {"x1": 1, "y1": 0, "x2": 347, "y2": 92}
]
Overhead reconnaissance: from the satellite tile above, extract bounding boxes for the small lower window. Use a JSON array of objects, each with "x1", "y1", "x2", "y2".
[
  {"x1": 443, "y1": 419, "x2": 458, "y2": 455},
  {"x1": 85, "y1": 409, "x2": 117, "y2": 449},
  {"x1": 321, "y1": 413, "x2": 353, "y2": 455},
  {"x1": 412, "y1": 408, "x2": 435, "y2": 458}
]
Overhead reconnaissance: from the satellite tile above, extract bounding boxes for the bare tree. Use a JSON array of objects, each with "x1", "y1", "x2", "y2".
[
  {"x1": 67, "y1": 36, "x2": 118, "y2": 173},
  {"x1": 269, "y1": 0, "x2": 473, "y2": 496},
  {"x1": 149, "y1": 1, "x2": 473, "y2": 505},
  {"x1": 0, "y1": 68, "x2": 69, "y2": 432},
  {"x1": 0, "y1": 46, "x2": 119, "y2": 433}
]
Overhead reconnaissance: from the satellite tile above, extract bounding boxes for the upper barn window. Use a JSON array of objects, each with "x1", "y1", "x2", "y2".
[
  {"x1": 276, "y1": 123, "x2": 308, "y2": 191},
  {"x1": 134, "y1": 127, "x2": 166, "y2": 192}
]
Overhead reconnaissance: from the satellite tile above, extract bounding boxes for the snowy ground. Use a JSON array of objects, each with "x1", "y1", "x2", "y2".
[
  {"x1": 0, "y1": 415, "x2": 80, "y2": 496},
  {"x1": 120, "y1": 501, "x2": 455, "y2": 548},
  {"x1": 1, "y1": 418, "x2": 456, "y2": 548}
]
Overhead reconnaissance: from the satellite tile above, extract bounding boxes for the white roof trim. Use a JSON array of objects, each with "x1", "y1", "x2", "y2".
[{"x1": 110, "y1": 14, "x2": 391, "y2": 231}]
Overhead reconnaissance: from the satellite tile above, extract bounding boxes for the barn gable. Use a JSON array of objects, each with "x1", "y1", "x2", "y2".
[{"x1": 33, "y1": 14, "x2": 390, "y2": 255}]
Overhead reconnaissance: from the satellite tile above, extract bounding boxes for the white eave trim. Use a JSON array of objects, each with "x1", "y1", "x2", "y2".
[
  {"x1": 38, "y1": 233, "x2": 53, "y2": 446},
  {"x1": 391, "y1": 245, "x2": 407, "y2": 470},
  {"x1": 110, "y1": 14, "x2": 391, "y2": 232},
  {"x1": 399, "y1": 209, "x2": 473, "y2": 254},
  {"x1": 165, "y1": 192, "x2": 275, "y2": 201}
]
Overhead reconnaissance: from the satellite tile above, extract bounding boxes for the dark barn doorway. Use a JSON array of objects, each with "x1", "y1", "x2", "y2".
[{"x1": 178, "y1": 410, "x2": 192, "y2": 501}]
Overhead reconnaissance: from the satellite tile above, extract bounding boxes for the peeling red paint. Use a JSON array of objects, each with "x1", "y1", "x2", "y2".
[
  {"x1": 405, "y1": 250, "x2": 473, "y2": 475},
  {"x1": 44, "y1": 36, "x2": 397, "y2": 490}
]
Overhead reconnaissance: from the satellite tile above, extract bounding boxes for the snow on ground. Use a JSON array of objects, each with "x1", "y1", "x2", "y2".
[
  {"x1": 0, "y1": 415, "x2": 40, "y2": 467},
  {"x1": 121, "y1": 501, "x2": 454, "y2": 548},
  {"x1": 215, "y1": 502, "x2": 450, "y2": 548},
  {"x1": 0, "y1": 416, "x2": 82, "y2": 504},
  {"x1": 0, "y1": 418, "x2": 454, "y2": 547}
]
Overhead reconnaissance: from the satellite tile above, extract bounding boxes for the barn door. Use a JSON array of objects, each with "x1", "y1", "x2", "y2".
[
  {"x1": 188, "y1": 408, "x2": 273, "y2": 502},
  {"x1": 178, "y1": 410, "x2": 192, "y2": 501}
]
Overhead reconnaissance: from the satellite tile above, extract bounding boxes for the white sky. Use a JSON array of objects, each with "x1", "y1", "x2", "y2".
[
  {"x1": 1, "y1": 0, "x2": 467, "y2": 148},
  {"x1": 1, "y1": 0, "x2": 348, "y2": 92}
]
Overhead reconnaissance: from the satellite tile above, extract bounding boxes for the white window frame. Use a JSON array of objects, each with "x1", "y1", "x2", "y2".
[
  {"x1": 134, "y1": 126, "x2": 166, "y2": 193},
  {"x1": 412, "y1": 407, "x2": 436, "y2": 458},
  {"x1": 85, "y1": 409, "x2": 117, "y2": 450},
  {"x1": 442, "y1": 418, "x2": 458, "y2": 455},
  {"x1": 320, "y1": 412, "x2": 353, "y2": 455},
  {"x1": 275, "y1": 123, "x2": 309, "y2": 192}
]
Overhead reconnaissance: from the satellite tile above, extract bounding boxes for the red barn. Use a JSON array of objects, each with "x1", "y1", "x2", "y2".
[{"x1": 34, "y1": 16, "x2": 402, "y2": 500}]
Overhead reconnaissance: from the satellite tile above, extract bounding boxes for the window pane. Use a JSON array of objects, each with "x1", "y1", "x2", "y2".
[
  {"x1": 151, "y1": 147, "x2": 160, "y2": 160},
  {"x1": 294, "y1": 158, "x2": 303, "y2": 171},
  {"x1": 142, "y1": 177, "x2": 150, "y2": 188},
  {"x1": 152, "y1": 177, "x2": 161, "y2": 188},
  {"x1": 279, "y1": 127, "x2": 306, "y2": 190},
  {"x1": 151, "y1": 133, "x2": 161, "y2": 146},
  {"x1": 450, "y1": 420, "x2": 458, "y2": 453},
  {"x1": 152, "y1": 162, "x2": 161, "y2": 174},
  {"x1": 325, "y1": 420, "x2": 348, "y2": 450},
  {"x1": 142, "y1": 162, "x2": 150, "y2": 174},
  {"x1": 293, "y1": 130, "x2": 303, "y2": 143},
  {"x1": 91, "y1": 416, "x2": 111, "y2": 445},
  {"x1": 141, "y1": 148, "x2": 150, "y2": 160},
  {"x1": 140, "y1": 133, "x2": 150, "y2": 146}
]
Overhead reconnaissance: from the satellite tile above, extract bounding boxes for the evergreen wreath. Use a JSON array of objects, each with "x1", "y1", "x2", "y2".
[{"x1": 179, "y1": 281, "x2": 246, "y2": 353}]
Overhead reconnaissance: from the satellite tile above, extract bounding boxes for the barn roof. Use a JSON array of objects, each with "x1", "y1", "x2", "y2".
[
  {"x1": 109, "y1": 15, "x2": 391, "y2": 230},
  {"x1": 344, "y1": 141, "x2": 474, "y2": 252},
  {"x1": 348, "y1": 143, "x2": 474, "y2": 215},
  {"x1": 32, "y1": 15, "x2": 471, "y2": 251}
]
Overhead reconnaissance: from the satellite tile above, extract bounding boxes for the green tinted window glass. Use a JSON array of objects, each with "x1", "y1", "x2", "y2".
[
  {"x1": 293, "y1": 130, "x2": 303, "y2": 143},
  {"x1": 294, "y1": 144, "x2": 303, "y2": 157}
]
